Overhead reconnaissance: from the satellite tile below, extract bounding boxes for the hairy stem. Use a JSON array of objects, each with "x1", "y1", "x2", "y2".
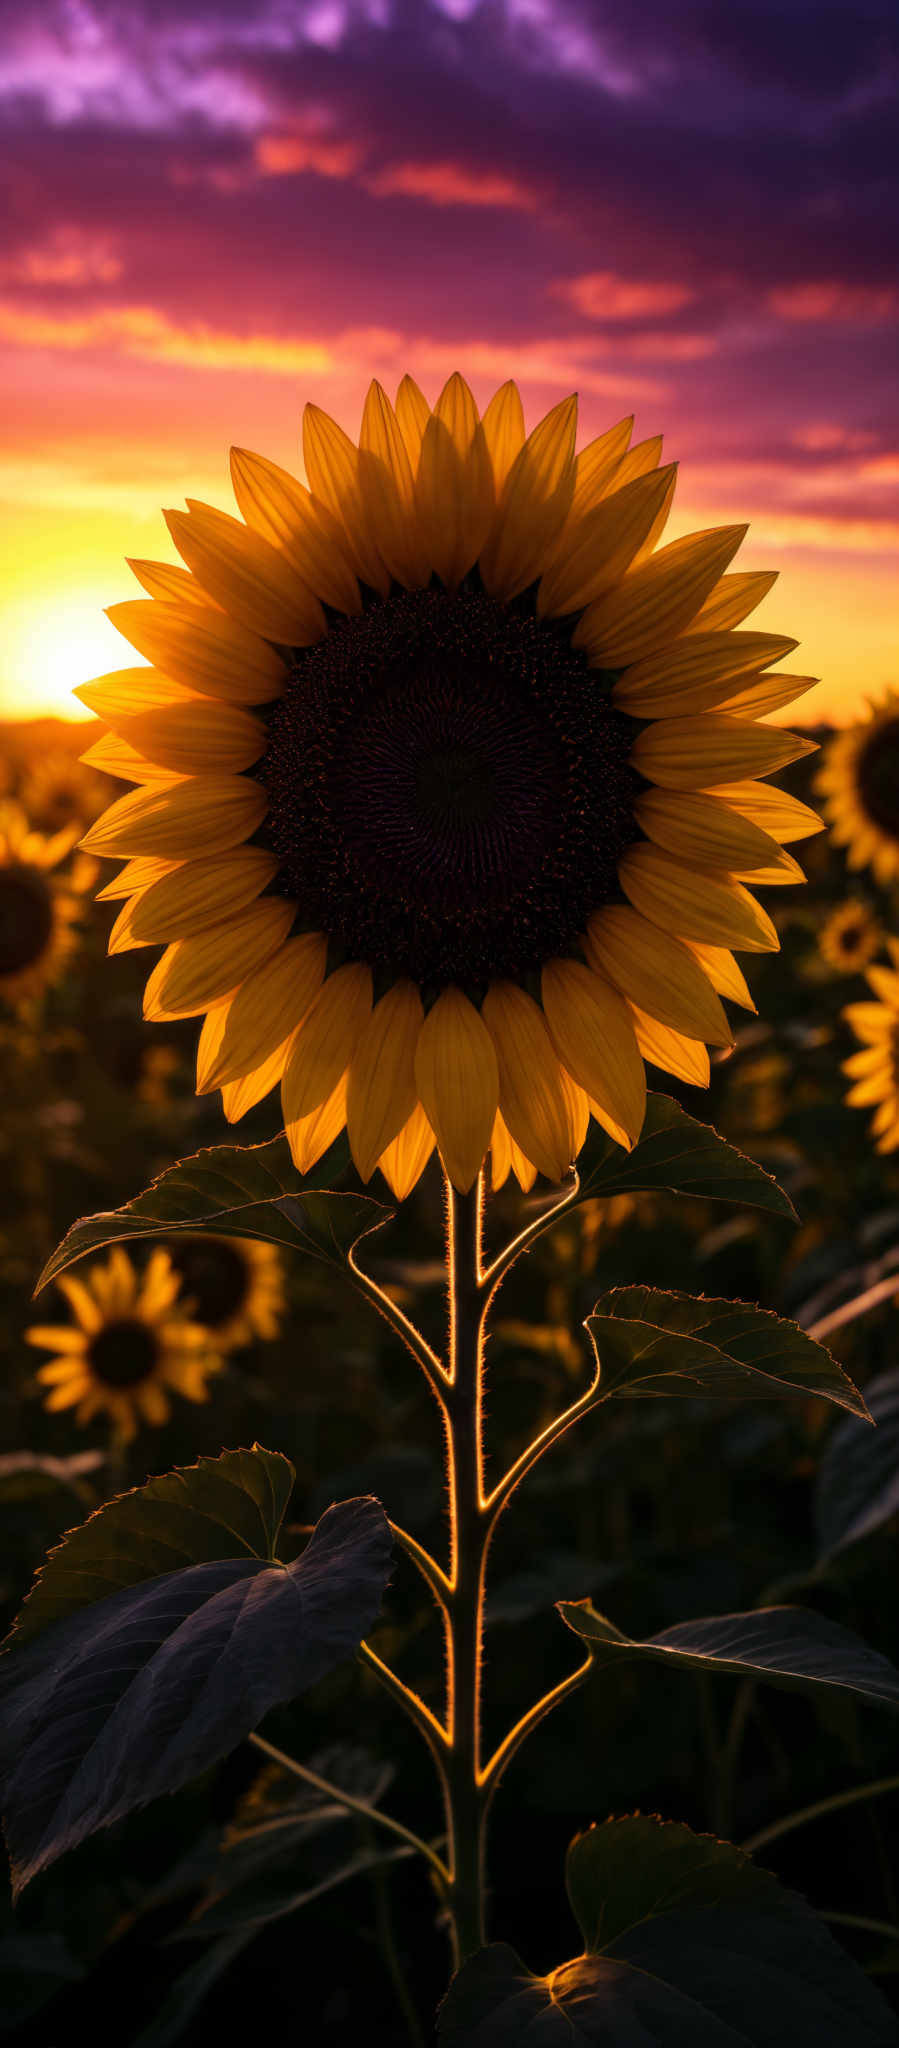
[
  {"x1": 247, "y1": 1732, "x2": 450, "y2": 1884},
  {"x1": 443, "y1": 1175, "x2": 489, "y2": 1967}
]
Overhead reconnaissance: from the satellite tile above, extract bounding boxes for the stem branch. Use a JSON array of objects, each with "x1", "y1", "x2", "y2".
[{"x1": 247, "y1": 1732, "x2": 450, "y2": 1885}]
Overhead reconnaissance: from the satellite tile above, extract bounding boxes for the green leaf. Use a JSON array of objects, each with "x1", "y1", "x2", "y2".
[
  {"x1": 438, "y1": 1816, "x2": 898, "y2": 2044},
  {"x1": 557, "y1": 1602, "x2": 899, "y2": 1713},
  {"x1": 34, "y1": 1134, "x2": 391, "y2": 1296},
  {"x1": 0, "y1": 1494, "x2": 392, "y2": 1895},
  {"x1": 0, "y1": 1450, "x2": 102, "y2": 1509},
  {"x1": 4, "y1": 1445, "x2": 295, "y2": 1650},
  {"x1": 585, "y1": 1288, "x2": 868, "y2": 1417},
  {"x1": 816, "y1": 1368, "x2": 899, "y2": 1558},
  {"x1": 576, "y1": 1093, "x2": 797, "y2": 1219}
]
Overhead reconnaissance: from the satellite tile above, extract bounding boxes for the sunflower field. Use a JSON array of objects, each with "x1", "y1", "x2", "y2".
[{"x1": 1, "y1": 385, "x2": 898, "y2": 2046}]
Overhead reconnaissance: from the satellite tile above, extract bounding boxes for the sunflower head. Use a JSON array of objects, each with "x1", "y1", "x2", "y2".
[
  {"x1": 79, "y1": 375, "x2": 823, "y2": 1196},
  {"x1": 0, "y1": 802, "x2": 83, "y2": 1008},
  {"x1": 164, "y1": 1234, "x2": 286, "y2": 1350},
  {"x1": 20, "y1": 753, "x2": 109, "y2": 835},
  {"x1": 819, "y1": 899, "x2": 881, "y2": 975},
  {"x1": 817, "y1": 694, "x2": 899, "y2": 885},
  {"x1": 842, "y1": 939, "x2": 899, "y2": 1154},
  {"x1": 26, "y1": 1244, "x2": 222, "y2": 1441}
]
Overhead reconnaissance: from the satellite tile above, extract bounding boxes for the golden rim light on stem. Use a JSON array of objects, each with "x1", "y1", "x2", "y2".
[{"x1": 78, "y1": 374, "x2": 822, "y2": 1194}]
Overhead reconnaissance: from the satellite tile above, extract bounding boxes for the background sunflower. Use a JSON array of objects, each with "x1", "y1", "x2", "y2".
[
  {"x1": 842, "y1": 938, "x2": 899, "y2": 1152},
  {"x1": 164, "y1": 1234, "x2": 286, "y2": 1350},
  {"x1": 0, "y1": 802, "x2": 86, "y2": 1009},
  {"x1": 817, "y1": 693, "x2": 899, "y2": 884},
  {"x1": 26, "y1": 1244, "x2": 222, "y2": 1440},
  {"x1": 78, "y1": 377, "x2": 821, "y2": 1196}
]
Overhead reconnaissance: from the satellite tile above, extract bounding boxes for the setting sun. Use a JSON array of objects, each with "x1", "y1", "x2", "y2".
[{"x1": 2, "y1": 583, "x2": 147, "y2": 722}]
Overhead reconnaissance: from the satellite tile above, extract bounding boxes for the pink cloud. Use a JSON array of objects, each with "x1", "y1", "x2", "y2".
[
  {"x1": 552, "y1": 270, "x2": 693, "y2": 320},
  {"x1": 0, "y1": 226, "x2": 122, "y2": 286},
  {"x1": 770, "y1": 281, "x2": 899, "y2": 322},
  {"x1": 367, "y1": 158, "x2": 539, "y2": 210},
  {"x1": 255, "y1": 131, "x2": 363, "y2": 178}
]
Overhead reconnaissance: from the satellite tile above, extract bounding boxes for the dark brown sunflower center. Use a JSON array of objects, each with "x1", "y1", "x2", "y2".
[
  {"x1": 0, "y1": 862, "x2": 54, "y2": 977},
  {"x1": 165, "y1": 1237, "x2": 249, "y2": 1327},
  {"x1": 258, "y1": 586, "x2": 638, "y2": 988},
  {"x1": 856, "y1": 719, "x2": 899, "y2": 840},
  {"x1": 89, "y1": 1318, "x2": 159, "y2": 1388}
]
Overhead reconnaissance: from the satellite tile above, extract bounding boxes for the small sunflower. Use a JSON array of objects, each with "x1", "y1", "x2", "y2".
[
  {"x1": 842, "y1": 940, "x2": 899, "y2": 1153},
  {"x1": 164, "y1": 1234, "x2": 286, "y2": 1349},
  {"x1": 0, "y1": 802, "x2": 83, "y2": 1007},
  {"x1": 20, "y1": 752, "x2": 109, "y2": 834},
  {"x1": 79, "y1": 377, "x2": 823, "y2": 1195},
  {"x1": 819, "y1": 899, "x2": 881, "y2": 975},
  {"x1": 26, "y1": 1245, "x2": 221, "y2": 1440},
  {"x1": 817, "y1": 694, "x2": 899, "y2": 884}
]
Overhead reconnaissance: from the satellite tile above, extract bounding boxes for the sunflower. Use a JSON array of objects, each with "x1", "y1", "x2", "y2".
[
  {"x1": 78, "y1": 376, "x2": 822, "y2": 1195},
  {"x1": 817, "y1": 694, "x2": 899, "y2": 884},
  {"x1": 841, "y1": 940, "x2": 899, "y2": 1153},
  {"x1": 819, "y1": 899, "x2": 881, "y2": 975},
  {"x1": 0, "y1": 802, "x2": 83, "y2": 1007},
  {"x1": 164, "y1": 1234, "x2": 286, "y2": 1349},
  {"x1": 26, "y1": 1244, "x2": 221, "y2": 1440},
  {"x1": 20, "y1": 751, "x2": 110, "y2": 834}
]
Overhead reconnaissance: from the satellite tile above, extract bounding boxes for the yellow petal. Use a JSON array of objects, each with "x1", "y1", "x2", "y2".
[
  {"x1": 587, "y1": 904, "x2": 732, "y2": 1046},
  {"x1": 416, "y1": 375, "x2": 494, "y2": 587},
  {"x1": 56, "y1": 1272, "x2": 103, "y2": 1331},
  {"x1": 480, "y1": 394, "x2": 578, "y2": 600},
  {"x1": 395, "y1": 374, "x2": 431, "y2": 468},
  {"x1": 628, "y1": 1004, "x2": 711, "y2": 1086},
  {"x1": 196, "y1": 997, "x2": 232, "y2": 1090},
  {"x1": 481, "y1": 982, "x2": 575, "y2": 1182},
  {"x1": 378, "y1": 1103, "x2": 436, "y2": 1199},
  {"x1": 575, "y1": 524, "x2": 747, "y2": 666},
  {"x1": 285, "y1": 1072, "x2": 348, "y2": 1175},
  {"x1": 508, "y1": 1133, "x2": 539, "y2": 1191},
  {"x1": 229, "y1": 446, "x2": 361, "y2": 614},
  {"x1": 25, "y1": 1326, "x2": 86, "y2": 1355},
  {"x1": 709, "y1": 780, "x2": 825, "y2": 844},
  {"x1": 687, "y1": 569, "x2": 779, "y2": 633},
  {"x1": 221, "y1": 1035, "x2": 293, "y2": 1120},
  {"x1": 82, "y1": 776, "x2": 267, "y2": 858},
  {"x1": 282, "y1": 963, "x2": 372, "y2": 1121},
  {"x1": 714, "y1": 672, "x2": 817, "y2": 719},
  {"x1": 537, "y1": 465, "x2": 677, "y2": 618},
  {"x1": 114, "y1": 848, "x2": 280, "y2": 951},
  {"x1": 634, "y1": 788, "x2": 797, "y2": 878},
  {"x1": 685, "y1": 941, "x2": 756, "y2": 1011},
  {"x1": 358, "y1": 380, "x2": 431, "y2": 587},
  {"x1": 630, "y1": 714, "x2": 816, "y2": 789},
  {"x1": 127, "y1": 558, "x2": 214, "y2": 606},
  {"x1": 568, "y1": 418, "x2": 635, "y2": 518},
  {"x1": 489, "y1": 1110, "x2": 513, "y2": 1190},
  {"x1": 107, "y1": 599, "x2": 285, "y2": 704},
  {"x1": 480, "y1": 380, "x2": 526, "y2": 495},
  {"x1": 346, "y1": 979, "x2": 424, "y2": 1181},
  {"x1": 560, "y1": 1071, "x2": 591, "y2": 1154},
  {"x1": 414, "y1": 985, "x2": 499, "y2": 1192},
  {"x1": 110, "y1": 702, "x2": 265, "y2": 777},
  {"x1": 542, "y1": 957, "x2": 645, "y2": 1146},
  {"x1": 143, "y1": 899, "x2": 295, "y2": 1019},
  {"x1": 74, "y1": 668, "x2": 199, "y2": 721},
  {"x1": 203, "y1": 932, "x2": 327, "y2": 1088},
  {"x1": 80, "y1": 734, "x2": 181, "y2": 783},
  {"x1": 166, "y1": 506, "x2": 326, "y2": 645},
  {"x1": 96, "y1": 854, "x2": 178, "y2": 900},
  {"x1": 612, "y1": 630, "x2": 799, "y2": 716},
  {"x1": 302, "y1": 403, "x2": 390, "y2": 592},
  {"x1": 601, "y1": 433, "x2": 663, "y2": 493},
  {"x1": 618, "y1": 843, "x2": 779, "y2": 953}
]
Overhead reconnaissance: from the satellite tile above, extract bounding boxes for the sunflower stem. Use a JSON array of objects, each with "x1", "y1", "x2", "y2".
[{"x1": 443, "y1": 1173, "x2": 490, "y2": 1967}]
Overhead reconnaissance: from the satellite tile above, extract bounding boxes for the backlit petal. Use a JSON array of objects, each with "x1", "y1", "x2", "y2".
[
  {"x1": 167, "y1": 505, "x2": 326, "y2": 645},
  {"x1": 359, "y1": 380, "x2": 431, "y2": 587},
  {"x1": 587, "y1": 904, "x2": 732, "y2": 1045},
  {"x1": 481, "y1": 982, "x2": 575, "y2": 1182},
  {"x1": 618, "y1": 843, "x2": 779, "y2": 952},
  {"x1": 628, "y1": 1005, "x2": 711, "y2": 1086},
  {"x1": 285, "y1": 1072, "x2": 348, "y2": 1175},
  {"x1": 82, "y1": 776, "x2": 267, "y2": 859},
  {"x1": 542, "y1": 957, "x2": 645, "y2": 1146},
  {"x1": 204, "y1": 932, "x2": 327, "y2": 1088},
  {"x1": 107, "y1": 599, "x2": 285, "y2": 703},
  {"x1": 537, "y1": 465, "x2": 677, "y2": 618},
  {"x1": 686, "y1": 570, "x2": 778, "y2": 633},
  {"x1": 230, "y1": 446, "x2": 360, "y2": 613},
  {"x1": 378, "y1": 1103, "x2": 436, "y2": 1199},
  {"x1": 118, "y1": 848, "x2": 279, "y2": 949},
  {"x1": 282, "y1": 963, "x2": 372, "y2": 1122},
  {"x1": 143, "y1": 899, "x2": 295, "y2": 1019},
  {"x1": 347, "y1": 979, "x2": 424, "y2": 1181},
  {"x1": 575, "y1": 525, "x2": 748, "y2": 666},
  {"x1": 480, "y1": 395, "x2": 578, "y2": 600},
  {"x1": 613, "y1": 631, "x2": 799, "y2": 716},
  {"x1": 302, "y1": 403, "x2": 390, "y2": 592},
  {"x1": 414, "y1": 984, "x2": 499, "y2": 1191},
  {"x1": 631, "y1": 715, "x2": 816, "y2": 789}
]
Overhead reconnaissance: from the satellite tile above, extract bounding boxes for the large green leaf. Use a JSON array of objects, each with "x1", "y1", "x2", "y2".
[
  {"x1": 816, "y1": 1368, "x2": 899, "y2": 1558},
  {"x1": 585, "y1": 1288, "x2": 868, "y2": 1417},
  {"x1": 438, "y1": 1816, "x2": 897, "y2": 2043},
  {"x1": 3, "y1": 1445, "x2": 295, "y2": 1649},
  {"x1": 557, "y1": 1601, "x2": 899, "y2": 1713},
  {"x1": 34, "y1": 1135, "x2": 390, "y2": 1296},
  {"x1": 575, "y1": 1094, "x2": 797, "y2": 1219},
  {"x1": 0, "y1": 1494, "x2": 392, "y2": 1896}
]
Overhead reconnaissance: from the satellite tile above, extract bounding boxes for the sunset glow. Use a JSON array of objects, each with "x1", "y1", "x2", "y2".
[{"x1": 2, "y1": 1, "x2": 897, "y2": 726}]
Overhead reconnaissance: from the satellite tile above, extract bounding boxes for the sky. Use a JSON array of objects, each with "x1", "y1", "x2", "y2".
[{"x1": 1, "y1": 0, "x2": 897, "y2": 724}]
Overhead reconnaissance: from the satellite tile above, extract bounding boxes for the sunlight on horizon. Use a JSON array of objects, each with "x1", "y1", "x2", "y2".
[{"x1": 1, "y1": 585, "x2": 147, "y2": 721}]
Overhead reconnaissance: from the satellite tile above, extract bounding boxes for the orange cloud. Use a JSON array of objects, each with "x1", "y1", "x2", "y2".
[
  {"x1": 0, "y1": 301, "x2": 335, "y2": 376},
  {"x1": 0, "y1": 228, "x2": 122, "y2": 287},
  {"x1": 791, "y1": 422, "x2": 876, "y2": 453},
  {"x1": 770, "y1": 281, "x2": 898, "y2": 322},
  {"x1": 552, "y1": 271, "x2": 693, "y2": 320},
  {"x1": 255, "y1": 133, "x2": 363, "y2": 178},
  {"x1": 367, "y1": 159, "x2": 539, "y2": 210}
]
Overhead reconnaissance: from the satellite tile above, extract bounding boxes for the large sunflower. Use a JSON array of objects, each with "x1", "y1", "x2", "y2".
[
  {"x1": 817, "y1": 694, "x2": 899, "y2": 884},
  {"x1": 26, "y1": 1245, "x2": 221, "y2": 1440},
  {"x1": 164, "y1": 1234, "x2": 286, "y2": 1350},
  {"x1": 0, "y1": 802, "x2": 83, "y2": 1007},
  {"x1": 79, "y1": 377, "x2": 822, "y2": 1195},
  {"x1": 842, "y1": 940, "x2": 899, "y2": 1153}
]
